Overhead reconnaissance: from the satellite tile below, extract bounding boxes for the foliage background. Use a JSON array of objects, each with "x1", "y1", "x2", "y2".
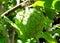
[{"x1": 0, "y1": 0, "x2": 60, "y2": 43}]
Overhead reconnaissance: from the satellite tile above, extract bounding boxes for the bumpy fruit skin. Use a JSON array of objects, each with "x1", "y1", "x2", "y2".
[{"x1": 15, "y1": 7, "x2": 45, "y2": 38}]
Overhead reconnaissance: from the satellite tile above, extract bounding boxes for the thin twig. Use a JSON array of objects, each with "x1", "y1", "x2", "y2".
[
  {"x1": 36, "y1": 39, "x2": 40, "y2": 43},
  {"x1": 11, "y1": 29, "x2": 15, "y2": 43},
  {"x1": 1, "y1": 0, "x2": 29, "y2": 18}
]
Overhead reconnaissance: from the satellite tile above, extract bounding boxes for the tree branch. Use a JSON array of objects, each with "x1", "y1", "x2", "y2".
[{"x1": 1, "y1": 0, "x2": 28, "y2": 18}]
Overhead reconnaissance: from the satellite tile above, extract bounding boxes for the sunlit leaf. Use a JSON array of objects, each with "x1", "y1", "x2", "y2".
[{"x1": 30, "y1": 1, "x2": 45, "y2": 7}]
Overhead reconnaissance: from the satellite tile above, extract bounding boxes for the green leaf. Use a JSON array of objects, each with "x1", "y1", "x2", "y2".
[
  {"x1": 4, "y1": 16, "x2": 26, "y2": 40},
  {"x1": 0, "y1": 36, "x2": 4, "y2": 43},
  {"x1": 35, "y1": 0, "x2": 53, "y2": 8},
  {"x1": 44, "y1": 17, "x2": 53, "y2": 28},
  {"x1": 43, "y1": 0, "x2": 53, "y2": 8},
  {"x1": 0, "y1": 16, "x2": 4, "y2": 30},
  {"x1": 52, "y1": 0, "x2": 57, "y2": 9},
  {"x1": 54, "y1": 1, "x2": 60, "y2": 11},
  {"x1": 37, "y1": 32, "x2": 57, "y2": 43},
  {"x1": 15, "y1": 7, "x2": 45, "y2": 38},
  {"x1": 45, "y1": 8, "x2": 56, "y2": 19},
  {"x1": 0, "y1": 16, "x2": 8, "y2": 43},
  {"x1": 50, "y1": 29, "x2": 60, "y2": 36}
]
